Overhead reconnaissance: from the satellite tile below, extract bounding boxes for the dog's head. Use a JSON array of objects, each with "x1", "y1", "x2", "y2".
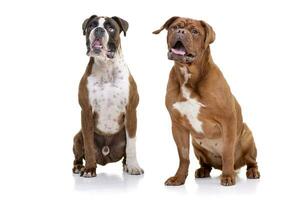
[
  {"x1": 153, "y1": 17, "x2": 215, "y2": 65},
  {"x1": 82, "y1": 15, "x2": 128, "y2": 59}
]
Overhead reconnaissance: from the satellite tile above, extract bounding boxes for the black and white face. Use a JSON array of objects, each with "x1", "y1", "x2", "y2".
[{"x1": 82, "y1": 15, "x2": 128, "y2": 59}]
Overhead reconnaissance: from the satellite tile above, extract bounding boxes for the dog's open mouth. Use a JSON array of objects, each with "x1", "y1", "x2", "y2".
[
  {"x1": 169, "y1": 41, "x2": 195, "y2": 63},
  {"x1": 171, "y1": 41, "x2": 187, "y2": 56},
  {"x1": 92, "y1": 38, "x2": 103, "y2": 51}
]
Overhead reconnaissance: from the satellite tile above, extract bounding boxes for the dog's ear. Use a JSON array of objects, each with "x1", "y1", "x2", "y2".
[
  {"x1": 200, "y1": 20, "x2": 215, "y2": 48},
  {"x1": 112, "y1": 16, "x2": 129, "y2": 36},
  {"x1": 153, "y1": 16, "x2": 179, "y2": 34},
  {"x1": 82, "y1": 15, "x2": 97, "y2": 35}
]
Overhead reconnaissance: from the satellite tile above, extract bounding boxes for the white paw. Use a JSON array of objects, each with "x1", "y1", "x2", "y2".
[
  {"x1": 81, "y1": 171, "x2": 96, "y2": 178},
  {"x1": 124, "y1": 163, "x2": 144, "y2": 175},
  {"x1": 80, "y1": 168, "x2": 97, "y2": 178},
  {"x1": 73, "y1": 168, "x2": 81, "y2": 174}
]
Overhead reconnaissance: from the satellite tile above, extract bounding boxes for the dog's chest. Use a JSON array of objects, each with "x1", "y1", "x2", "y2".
[
  {"x1": 172, "y1": 67, "x2": 223, "y2": 155},
  {"x1": 172, "y1": 67, "x2": 205, "y2": 133},
  {"x1": 87, "y1": 61, "x2": 130, "y2": 134}
]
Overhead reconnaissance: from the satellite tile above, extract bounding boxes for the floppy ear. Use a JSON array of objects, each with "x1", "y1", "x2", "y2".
[
  {"x1": 200, "y1": 20, "x2": 215, "y2": 48},
  {"x1": 112, "y1": 16, "x2": 129, "y2": 36},
  {"x1": 82, "y1": 15, "x2": 97, "y2": 35},
  {"x1": 152, "y1": 16, "x2": 179, "y2": 34}
]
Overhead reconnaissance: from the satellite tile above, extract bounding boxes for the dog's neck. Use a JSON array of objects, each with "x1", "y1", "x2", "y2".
[
  {"x1": 174, "y1": 47, "x2": 214, "y2": 89},
  {"x1": 94, "y1": 47, "x2": 124, "y2": 65},
  {"x1": 89, "y1": 48, "x2": 126, "y2": 75}
]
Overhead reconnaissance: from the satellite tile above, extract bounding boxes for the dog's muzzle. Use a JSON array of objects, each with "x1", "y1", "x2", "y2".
[{"x1": 168, "y1": 39, "x2": 195, "y2": 64}]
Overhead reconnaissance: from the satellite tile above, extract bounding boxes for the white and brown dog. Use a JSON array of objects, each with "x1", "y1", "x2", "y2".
[
  {"x1": 154, "y1": 17, "x2": 260, "y2": 186},
  {"x1": 72, "y1": 15, "x2": 143, "y2": 177}
]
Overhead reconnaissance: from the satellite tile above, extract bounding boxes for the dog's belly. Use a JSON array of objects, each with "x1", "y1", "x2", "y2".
[
  {"x1": 87, "y1": 70, "x2": 129, "y2": 134},
  {"x1": 194, "y1": 137, "x2": 223, "y2": 156},
  {"x1": 94, "y1": 128, "x2": 126, "y2": 165}
]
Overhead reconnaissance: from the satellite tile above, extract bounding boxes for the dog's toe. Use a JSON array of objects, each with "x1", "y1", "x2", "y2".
[
  {"x1": 80, "y1": 167, "x2": 96, "y2": 178},
  {"x1": 165, "y1": 176, "x2": 186, "y2": 186},
  {"x1": 220, "y1": 174, "x2": 236, "y2": 186},
  {"x1": 72, "y1": 164, "x2": 84, "y2": 174},
  {"x1": 195, "y1": 167, "x2": 211, "y2": 178},
  {"x1": 246, "y1": 167, "x2": 260, "y2": 179},
  {"x1": 123, "y1": 164, "x2": 144, "y2": 175}
]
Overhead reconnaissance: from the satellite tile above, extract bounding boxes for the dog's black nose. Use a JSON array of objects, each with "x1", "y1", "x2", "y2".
[
  {"x1": 177, "y1": 29, "x2": 185, "y2": 34},
  {"x1": 94, "y1": 27, "x2": 105, "y2": 37}
]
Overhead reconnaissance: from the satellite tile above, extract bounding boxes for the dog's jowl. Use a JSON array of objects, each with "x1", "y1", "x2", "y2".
[
  {"x1": 153, "y1": 17, "x2": 260, "y2": 186},
  {"x1": 72, "y1": 15, "x2": 143, "y2": 177}
]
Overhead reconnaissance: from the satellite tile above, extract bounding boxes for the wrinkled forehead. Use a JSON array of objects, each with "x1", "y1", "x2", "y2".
[{"x1": 173, "y1": 18, "x2": 203, "y2": 29}]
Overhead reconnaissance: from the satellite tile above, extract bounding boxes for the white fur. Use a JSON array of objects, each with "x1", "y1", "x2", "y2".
[
  {"x1": 98, "y1": 17, "x2": 105, "y2": 28},
  {"x1": 87, "y1": 52, "x2": 130, "y2": 134},
  {"x1": 124, "y1": 131, "x2": 144, "y2": 174},
  {"x1": 173, "y1": 66, "x2": 205, "y2": 133}
]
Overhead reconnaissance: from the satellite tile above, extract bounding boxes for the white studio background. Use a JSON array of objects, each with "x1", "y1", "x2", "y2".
[{"x1": 0, "y1": 0, "x2": 299, "y2": 199}]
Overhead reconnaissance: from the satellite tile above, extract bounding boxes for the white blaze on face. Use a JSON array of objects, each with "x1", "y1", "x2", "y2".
[
  {"x1": 173, "y1": 66, "x2": 205, "y2": 133},
  {"x1": 89, "y1": 17, "x2": 109, "y2": 54}
]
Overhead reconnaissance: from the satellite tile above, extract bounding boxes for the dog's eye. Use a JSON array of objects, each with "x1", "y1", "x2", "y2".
[
  {"x1": 171, "y1": 25, "x2": 178, "y2": 30},
  {"x1": 108, "y1": 27, "x2": 114, "y2": 32},
  {"x1": 191, "y1": 29, "x2": 199, "y2": 35},
  {"x1": 90, "y1": 21, "x2": 98, "y2": 28}
]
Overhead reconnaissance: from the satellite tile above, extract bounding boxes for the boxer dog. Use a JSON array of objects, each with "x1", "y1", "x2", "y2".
[
  {"x1": 153, "y1": 17, "x2": 260, "y2": 186},
  {"x1": 72, "y1": 15, "x2": 143, "y2": 177}
]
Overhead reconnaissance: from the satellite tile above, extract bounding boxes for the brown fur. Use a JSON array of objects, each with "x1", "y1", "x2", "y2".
[{"x1": 154, "y1": 17, "x2": 260, "y2": 186}]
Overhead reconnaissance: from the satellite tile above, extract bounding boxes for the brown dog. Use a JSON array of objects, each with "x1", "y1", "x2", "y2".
[
  {"x1": 72, "y1": 15, "x2": 143, "y2": 177},
  {"x1": 153, "y1": 17, "x2": 260, "y2": 186}
]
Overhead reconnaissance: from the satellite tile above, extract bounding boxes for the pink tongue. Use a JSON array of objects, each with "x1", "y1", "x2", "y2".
[
  {"x1": 93, "y1": 40, "x2": 102, "y2": 48},
  {"x1": 171, "y1": 48, "x2": 186, "y2": 56}
]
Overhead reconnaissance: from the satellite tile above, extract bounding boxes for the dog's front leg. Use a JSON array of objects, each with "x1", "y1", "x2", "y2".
[
  {"x1": 165, "y1": 122, "x2": 190, "y2": 186},
  {"x1": 80, "y1": 109, "x2": 97, "y2": 177},
  {"x1": 124, "y1": 108, "x2": 144, "y2": 175},
  {"x1": 220, "y1": 115, "x2": 237, "y2": 186}
]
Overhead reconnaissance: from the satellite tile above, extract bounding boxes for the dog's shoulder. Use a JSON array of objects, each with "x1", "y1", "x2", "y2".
[
  {"x1": 78, "y1": 58, "x2": 94, "y2": 110},
  {"x1": 127, "y1": 74, "x2": 139, "y2": 110}
]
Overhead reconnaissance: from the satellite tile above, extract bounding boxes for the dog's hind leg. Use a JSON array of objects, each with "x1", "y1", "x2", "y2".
[
  {"x1": 192, "y1": 142, "x2": 212, "y2": 178},
  {"x1": 72, "y1": 131, "x2": 85, "y2": 174},
  {"x1": 245, "y1": 144, "x2": 260, "y2": 179},
  {"x1": 241, "y1": 124, "x2": 260, "y2": 179}
]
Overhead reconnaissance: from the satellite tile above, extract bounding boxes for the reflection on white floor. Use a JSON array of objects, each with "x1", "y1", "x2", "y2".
[
  {"x1": 193, "y1": 176, "x2": 260, "y2": 195},
  {"x1": 72, "y1": 167, "x2": 260, "y2": 197},
  {"x1": 73, "y1": 172, "x2": 143, "y2": 191}
]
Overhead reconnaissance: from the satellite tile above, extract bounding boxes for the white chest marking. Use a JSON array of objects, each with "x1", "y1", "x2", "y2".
[
  {"x1": 87, "y1": 54, "x2": 129, "y2": 134},
  {"x1": 173, "y1": 67, "x2": 205, "y2": 133}
]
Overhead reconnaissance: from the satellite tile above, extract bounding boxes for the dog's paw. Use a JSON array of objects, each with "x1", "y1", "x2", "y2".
[
  {"x1": 195, "y1": 167, "x2": 211, "y2": 178},
  {"x1": 220, "y1": 174, "x2": 236, "y2": 186},
  {"x1": 80, "y1": 167, "x2": 97, "y2": 178},
  {"x1": 246, "y1": 167, "x2": 260, "y2": 179},
  {"x1": 123, "y1": 163, "x2": 144, "y2": 175},
  {"x1": 165, "y1": 175, "x2": 186, "y2": 186},
  {"x1": 72, "y1": 164, "x2": 84, "y2": 174}
]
